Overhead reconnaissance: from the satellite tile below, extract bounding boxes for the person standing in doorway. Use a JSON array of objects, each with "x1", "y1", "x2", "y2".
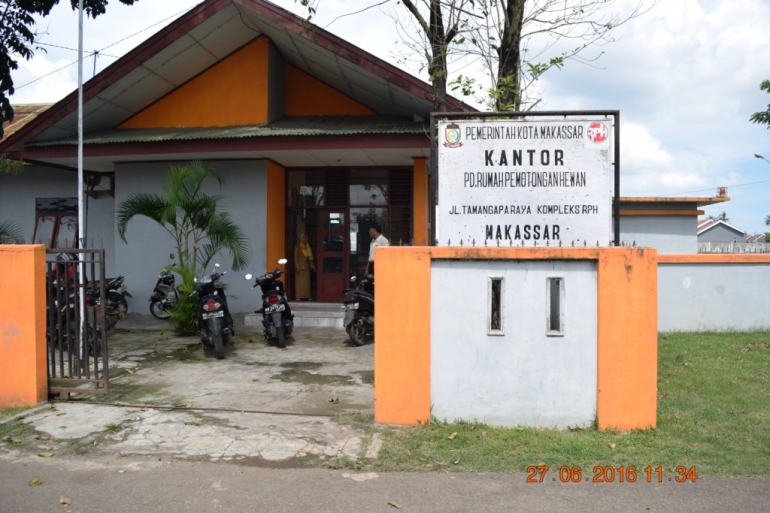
[
  {"x1": 365, "y1": 223, "x2": 389, "y2": 277},
  {"x1": 294, "y1": 232, "x2": 315, "y2": 301}
]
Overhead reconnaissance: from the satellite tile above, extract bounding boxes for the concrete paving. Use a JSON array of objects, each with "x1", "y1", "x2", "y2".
[{"x1": 3, "y1": 314, "x2": 375, "y2": 465}]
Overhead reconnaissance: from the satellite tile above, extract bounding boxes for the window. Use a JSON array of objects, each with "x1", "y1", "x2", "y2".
[
  {"x1": 33, "y1": 198, "x2": 78, "y2": 248},
  {"x1": 546, "y1": 277, "x2": 565, "y2": 336},
  {"x1": 488, "y1": 277, "x2": 504, "y2": 336}
]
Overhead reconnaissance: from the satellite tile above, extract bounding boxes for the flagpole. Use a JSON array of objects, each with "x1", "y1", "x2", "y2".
[{"x1": 77, "y1": 0, "x2": 86, "y2": 361}]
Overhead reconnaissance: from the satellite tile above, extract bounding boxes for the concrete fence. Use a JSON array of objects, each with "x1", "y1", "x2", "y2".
[{"x1": 658, "y1": 254, "x2": 770, "y2": 332}]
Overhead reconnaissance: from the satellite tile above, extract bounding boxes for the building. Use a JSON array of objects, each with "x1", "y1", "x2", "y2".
[{"x1": 697, "y1": 218, "x2": 747, "y2": 243}]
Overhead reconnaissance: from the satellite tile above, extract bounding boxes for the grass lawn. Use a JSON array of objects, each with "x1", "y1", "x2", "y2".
[{"x1": 338, "y1": 332, "x2": 770, "y2": 476}]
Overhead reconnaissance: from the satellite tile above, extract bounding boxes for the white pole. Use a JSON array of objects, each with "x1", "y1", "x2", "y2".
[{"x1": 77, "y1": 0, "x2": 86, "y2": 361}]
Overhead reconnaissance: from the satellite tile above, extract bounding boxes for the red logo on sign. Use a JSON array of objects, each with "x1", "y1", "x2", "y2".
[{"x1": 587, "y1": 122, "x2": 608, "y2": 144}]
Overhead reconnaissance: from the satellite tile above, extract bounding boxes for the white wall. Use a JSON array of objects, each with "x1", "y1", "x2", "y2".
[
  {"x1": 658, "y1": 263, "x2": 770, "y2": 331},
  {"x1": 0, "y1": 165, "x2": 115, "y2": 273},
  {"x1": 430, "y1": 260, "x2": 598, "y2": 428},
  {"x1": 114, "y1": 160, "x2": 268, "y2": 314},
  {"x1": 620, "y1": 216, "x2": 696, "y2": 254}
]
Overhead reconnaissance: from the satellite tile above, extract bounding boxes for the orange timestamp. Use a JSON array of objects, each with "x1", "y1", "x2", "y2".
[{"x1": 526, "y1": 465, "x2": 698, "y2": 484}]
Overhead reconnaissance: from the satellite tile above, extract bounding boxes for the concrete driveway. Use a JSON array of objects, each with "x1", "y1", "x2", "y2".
[{"x1": 5, "y1": 315, "x2": 377, "y2": 465}]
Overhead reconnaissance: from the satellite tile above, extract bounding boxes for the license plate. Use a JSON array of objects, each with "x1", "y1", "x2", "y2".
[
  {"x1": 202, "y1": 311, "x2": 224, "y2": 319},
  {"x1": 265, "y1": 304, "x2": 285, "y2": 313},
  {"x1": 341, "y1": 303, "x2": 359, "y2": 311}
]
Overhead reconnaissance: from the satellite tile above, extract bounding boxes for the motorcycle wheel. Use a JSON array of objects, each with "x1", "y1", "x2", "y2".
[
  {"x1": 108, "y1": 291, "x2": 128, "y2": 318},
  {"x1": 348, "y1": 318, "x2": 367, "y2": 347},
  {"x1": 276, "y1": 325, "x2": 286, "y2": 348},
  {"x1": 213, "y1": 333, "x2": 225, "y2": 359},
  {"x1": 150, "y1": 299, "x2": 171, "y2": 320}
]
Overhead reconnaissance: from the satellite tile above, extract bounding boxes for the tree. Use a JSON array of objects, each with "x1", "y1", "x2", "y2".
[
  {"x1": 294, "y1": 0, "x2": 656, "y2": 112},
  {"x1": 116, "y1": 161, "x2": 251, "y2": 275},
  {"x1": 708, "y1": 211, "x2": 729, "y2": 222},
  {"x1": 765, "y1": 214, "x2": 770, "y2": 226},
  {"x1": 453, "y1": 0, "x2": 658, "y2": 111},
  {"x1": 0, "y1": 0, "x2": 139, "y2": 139},
  {"x1": 750, "y1": 80, "x2": 770, "y2": 128},
  {"x1": 0, "y1": 219, "x2": 23, "y2": 244}
]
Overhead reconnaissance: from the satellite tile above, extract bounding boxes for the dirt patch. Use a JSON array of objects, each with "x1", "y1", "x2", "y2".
[
  {"x1": 272, "y1": 369, "x2": 354, "y2": 386},
  {"x1": 354, "y1": 370, "x2": 374, "y2": 385},
  {"x1": 280, "y1": 362, "x2": 323, "y2": 370}
]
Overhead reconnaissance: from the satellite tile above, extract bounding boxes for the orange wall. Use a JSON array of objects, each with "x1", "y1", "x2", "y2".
[
  {"x1": 596, "y1": 249, "x2": 658, "y2": 430},
  {"x1": 374, "y1": 246, "x2": 659, "y2": 430},
  {"x1": 412, "y1": 158, "x2": 428, "y2": 246},
  {"x1": 374, "y1": 246, "x2": 432, "y2": 425},
  {"x1": 0, "y1": 245, "x2": 47, "y2": 407},
  {"x1": 284, "y1": 65, "x2": 374, "y2": 116},
  {"x1": 120, "y1": 38, "x2": 271, "y2": 129},
  {"x1": 266, "y1": 161, "x2": 286, "y2": 273}
]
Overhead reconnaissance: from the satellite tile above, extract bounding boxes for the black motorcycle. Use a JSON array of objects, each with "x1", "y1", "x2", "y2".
[
  {"x1": 89, "y1": 276, "x2": 131, "y2": 329},
  {"x1": 149, "y1": 271, "x2": 178, "y2": 319},
  {"x1": 340, "y1": 274, "x2": 374, "y2": 346},
  {"x1": 245, "y1": 259, "x2": 294, "y2": 349},
  {"x1": 195, "y1": 263, "x2": 234, "y2": 359}
]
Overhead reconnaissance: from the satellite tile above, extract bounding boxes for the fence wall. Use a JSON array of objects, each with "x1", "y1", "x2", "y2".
[
  {"x1": 0, "y1": 245, "x2": 47, "y2": 408},
  {"x1": 658, "y1": 254, "x2": 770, "y2": 331}
]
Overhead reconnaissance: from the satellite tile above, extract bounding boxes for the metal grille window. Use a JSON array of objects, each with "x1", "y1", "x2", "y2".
[
  {"x1": 488, "y1": 277, "x2": 504, "y2": 336},
  {"x1": 547, "y1": 277, "x2": 565, "y2": 336}
]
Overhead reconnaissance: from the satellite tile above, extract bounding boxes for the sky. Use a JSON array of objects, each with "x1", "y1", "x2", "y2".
[{"x1": 9, "y1": 0, "x2": 770, "y2": 235}]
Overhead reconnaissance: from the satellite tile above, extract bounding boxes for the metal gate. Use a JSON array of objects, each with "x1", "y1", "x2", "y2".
[{"x1": 46, "y1": 248, "x2": 109, "y2": 399}]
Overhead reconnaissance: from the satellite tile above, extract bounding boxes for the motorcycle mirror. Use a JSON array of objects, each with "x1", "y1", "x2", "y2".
[
  {"x1": 350, "y1": 276, "x2": 357, "y2": 283},
  {"x1": 214, "y1": 263, "x2": 221, "y2": 269},
  {"x1": 193, "y1": 277, "x2": 198, "y2": 283},
  {"x1": 244, "y1": 274, "x2": 253, "y2": 280},
  {"x1": 169, "y1": 254, "x2": 175, "y2": 259},
  {"x1": 278, "y1": 258, "x2": 287, "y2": 265},
  {"x1": 366, "y1": 274, "x2": 374, "y2": 280}
]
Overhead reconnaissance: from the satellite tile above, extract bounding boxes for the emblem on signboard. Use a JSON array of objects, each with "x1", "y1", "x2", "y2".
[
  {"x1": 443, "y1": 123, "x2": 463, "y2": 148},
  {"x1": 587, "y1": 122, "x2": 608, "y2": 144}
]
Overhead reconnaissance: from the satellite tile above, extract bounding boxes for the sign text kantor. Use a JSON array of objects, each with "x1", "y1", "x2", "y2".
[{"x1": 437, "y1": 118, "x2": 615, "y2": 246}]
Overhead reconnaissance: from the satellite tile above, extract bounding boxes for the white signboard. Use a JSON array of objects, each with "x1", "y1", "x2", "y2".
[{"x1": 437, "y1": 118, "x2": 614, "y2": 246}]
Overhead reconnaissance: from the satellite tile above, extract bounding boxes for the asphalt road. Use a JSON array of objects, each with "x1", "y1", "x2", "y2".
[{"x1": 1, "y1": 455, "x2": 768, "y2": 513}]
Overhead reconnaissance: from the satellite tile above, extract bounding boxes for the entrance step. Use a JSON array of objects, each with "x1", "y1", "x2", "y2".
[{"x1": 244, "y1": 302, "x2": 344, "y2": 328}]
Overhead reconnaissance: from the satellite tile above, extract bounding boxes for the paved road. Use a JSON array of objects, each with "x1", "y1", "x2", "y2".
[{"x1": 1, "y1": 454, "x2": 768, "y2": 513}]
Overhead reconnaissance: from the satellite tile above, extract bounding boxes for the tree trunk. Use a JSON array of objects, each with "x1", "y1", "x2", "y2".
[
  {"x1": 429, "y1": 0, "x2": 448, "y2": 112},
  {"x1": 496, "y1": 0, "x2": 526, "y2": 111}
]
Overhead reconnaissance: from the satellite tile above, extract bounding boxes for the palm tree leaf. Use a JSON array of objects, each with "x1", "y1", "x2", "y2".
[
  {"x1": 115, "y1": 193, "x2": 169, "y2": 243},
  {"x1": 0, "y1": 220, "x2": 24, "y2": 244}
]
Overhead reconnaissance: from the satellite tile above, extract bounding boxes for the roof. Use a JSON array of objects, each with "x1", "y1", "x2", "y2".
[
  {"x1": 746, "y1": 234, "x2": 766, "y2": 243},
  {"x1": 1, "y1": 104, "x2": 53, "y2": 143},
  {"x1": 697, "y1": 219, "x2": 746, "y2": 236},
  {"x1": 619, "y1": 196, "x2": 730, "y2": 208},
  {"x1": 0, "y1": 0, "x2": 472, "y2": 156},
  {"x1": 26, "y1": 116, "x2": 428, "y2": 147}
]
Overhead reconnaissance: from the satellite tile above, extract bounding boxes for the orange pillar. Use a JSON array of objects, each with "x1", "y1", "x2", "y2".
[
  {"x1": 596, "y1": 248, "x2": 658, "y2": 430},
  {"x1": 0, "y1": 245, "x2": 48, "y2": 407},
  {"x1": 374, "y1": 246, "x2": 432, "y2": 425},
  {"x1": 412, "y1": 158, "x2": 428, "y2": 246},
  {"x1": 265, "y1": 161, "x2": 286, "y2": 273}
]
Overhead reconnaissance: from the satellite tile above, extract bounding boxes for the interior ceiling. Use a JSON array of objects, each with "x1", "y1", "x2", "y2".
[{"x1": 32, "y1": 3, "x2": 434, "y2": 146}]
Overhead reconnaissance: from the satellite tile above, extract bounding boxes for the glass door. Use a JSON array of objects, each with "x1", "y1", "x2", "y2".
[{"x1": 316, "y1": 210, "x2": 348, "y2": 303}]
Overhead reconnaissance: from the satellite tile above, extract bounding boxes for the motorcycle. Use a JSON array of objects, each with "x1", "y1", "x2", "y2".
[
  {"x1": 149, "y1": 271, "x2": 178, "y2": 319},
  {"x1": 194, "y1": 263, "x2": 234, "y2": 359},
  {"x1": 245, "y1": 258, "x2": 294, "y2": 349},
  {"x1": 340, "y1": 274, "x2": 374, "y2": 346},
  {"x1": 88, "y1": 275, "x2": 131, "y2": 329}
]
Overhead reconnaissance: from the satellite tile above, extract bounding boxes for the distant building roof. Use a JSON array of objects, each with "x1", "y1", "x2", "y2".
[
  {"x1": 1, "y1": 104, "x2": 53, "y2": 143},
  {"x1": 746, "y1": 234, "x2": 766, "y2": 243},
  {"x1": 697, "y1": 218, "x2": 746, "y2": 236}
]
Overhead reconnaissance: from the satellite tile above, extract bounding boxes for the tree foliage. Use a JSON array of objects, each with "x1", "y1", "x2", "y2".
[
  {"x1": 0, "y1": 219, "x2": 23, "y2": 244},
  {"x1": 116, "y1": 160, "x2": 251, "y2": 274},
  {"x1": 708, "y1": 211, "x2": 729, "y2": 222},
  {"x1": 294, "y1": 0, "x2": 656, "y2": 112},
  {"x1": 750, "y1": 80, "x2": 770, "y2": 129},
  {"x1": 0, "y1": 0, "x2": 139, "y2": 139}
]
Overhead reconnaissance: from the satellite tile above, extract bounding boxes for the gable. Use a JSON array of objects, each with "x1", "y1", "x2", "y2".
[
  {"x1": 284, "y1": 65, "x2": 374, "y2": 116},
  {"x1": 119, "y1": 37, "x2": 271, "y2": 129}
]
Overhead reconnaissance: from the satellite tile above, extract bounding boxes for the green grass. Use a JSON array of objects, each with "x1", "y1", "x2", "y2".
[
  {"x1": 0, "y1": 407, "x2": 29, "y2": 421},
  {"x1": 343, "y1": 332, "x2": 770, "y2": 476}
]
